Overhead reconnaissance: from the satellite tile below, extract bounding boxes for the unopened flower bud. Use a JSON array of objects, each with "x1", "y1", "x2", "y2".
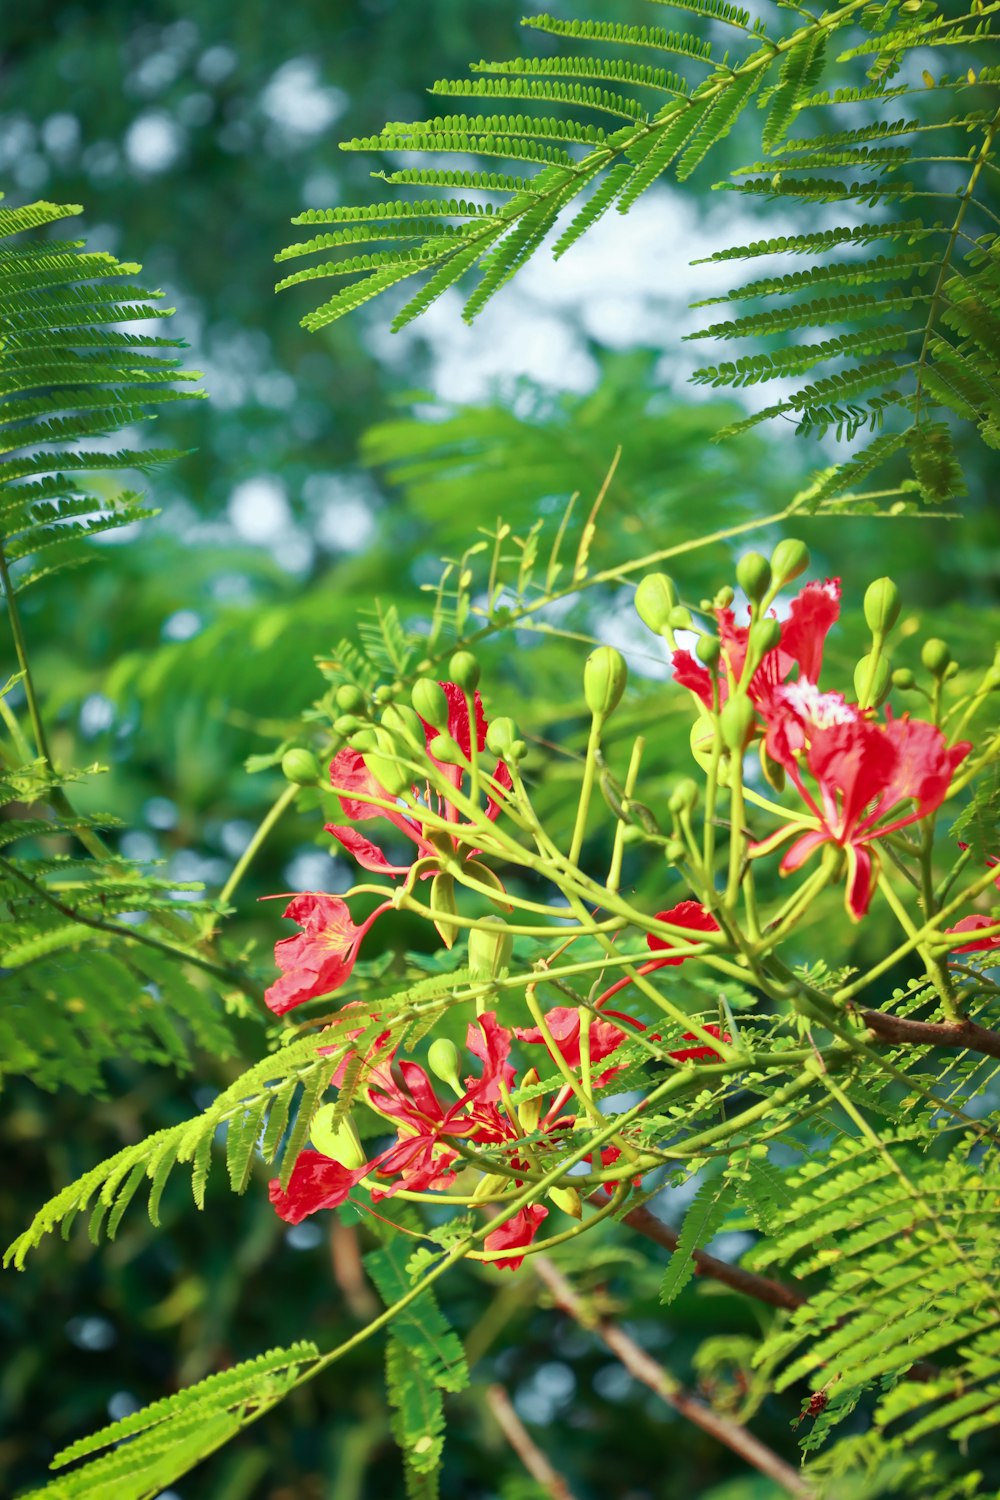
[
  {"x1": 508, "y1": 739, "x2": 528, "y2": 762},
  {"x1": 486, "y1": 716, "x2": 517, "y2": 756},
  {"x1": 310, "y1": 1105, "x2": 366, "y2": 1170},
  {"x1": 412, "y1": 678, "x2": 450, "y2": 729},
  {"x1": 334, "y1": 713, "x2": 364, "y2": 736},
  {"x1": 720, "y1": 692, "x2": 756, "y2": 752},
  {"x1": 892, "y1": 667, "x2": 916, "y2": 690},
  {"x1": 427, "y1": 1037, "x2": 464, "y2": 1095},
  {"x1": 449, "y1": 651, "x2": 480, "y2": 692},
  {"x1": 364, "y1": 747, "x2": 412, "y2": 796},
  {"x1": 770, "y1": 538, "x2": 810, "y2": 586},
  {"x1": 696, "y1": 634, "x2": 721, "y2": 669},
  {"x1": 548, "y1": 1185, "x2": 582, "y2": 1219},
  {"x1": 584, "y1": 646, "x2": 628, "y2": 720},
  {"x1": 668, "y1": 604, "x2": 693, "y2": 630},
  {"x1": 429, "y1": 732, "x2": 466, "y2": 765},
  {"x1": 944, "y1": 660, "x2": 959, "y2": 680},
  {"x1": 621, "y1": 823, "x2": 645, "y2": 846},
  {"x1": 689, "y1": 718, "x2": 729, "y2": 785},
  {"x1": 468, "y1": 916, "x2": 512, "y2": 982},
  {"x1": 921, "y1": 637, "x2": 951, "y2": 677},
  {"x1": 335, "y1": 683, "x2": 366, "y2": 715},
  {"x1": 281, "y1": 748, "x2": 321, "y2": 786},
  {"x1": 517, "y1": 1068, "x2": 542, "y2": 1133},
  {"x1": 634, "y1": 573, "x2": 677, "y2": 634},
  {"x1": 430, "y1": 871, "x2": 459, "y2": 950},
  {"x1": 381, "y1": 703, "x2": 423, "y2": 744},
  {"x1": 854, "y1": 653, "x2": 891, "y2": 706},
  {"x1": 713, "y1": 585, "x2": 735, "y2": 610},
  {"x1": 348, "y1": 727, "x2": 378, "y2": 752},
  {"x1": 669, "y1": 777, "x2": 699, "y2": 814},
  {"x1": 863, "y1": 577, "x2": 901, "y2": 636},
  {"x1": 665, "y1": 838, "x2": 687, "y2": 863},
  {"x1": 736, "y1": 551, "x2": 772, "y2": 603},
  {"x1": 374, "y1": 684, "x2": 396, "y2": 706}
]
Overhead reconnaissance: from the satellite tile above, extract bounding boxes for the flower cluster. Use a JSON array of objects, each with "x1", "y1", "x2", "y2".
[
  {"x1": 268, "y1": 1000, "x2": 726, "y2": 1268},
  {"x1": 261, "y1": 552, "x2": 996, "y2": 1269},
  {"x1": 265, "y1": 681, "x2": 509, "y2": 1015}
]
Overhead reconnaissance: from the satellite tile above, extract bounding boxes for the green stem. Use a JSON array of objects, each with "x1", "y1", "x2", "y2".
[
  {"x1": 0, "y1": 538, "x2": 114, "y2": 863},
  {"x1": 877, "y1": 870, "x2": 960, "y2": 1021},
  {"x1": 569, "y1": 712, "x2": 602, "y2": 867},
  {"x1": 0, "y1": 853, "x2": 262, "y2": 1003},
  {"x1": 219, "y1": 780, "x2": 300, "y2": 907}
]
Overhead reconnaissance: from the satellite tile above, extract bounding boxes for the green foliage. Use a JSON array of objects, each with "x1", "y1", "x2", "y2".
[
  {"x1": 19, "y1": 1342, "x2": 321, "y2": 1500},
  {"x1": 748, "y1": 1126, "x2": 1000, "y2": 1484},
  {"x1": 278, "y1": 0, "x2": 1000, "y2": 506},
  {"x1": 0, "y1": 197, "x2": 201, "y2": 598}
]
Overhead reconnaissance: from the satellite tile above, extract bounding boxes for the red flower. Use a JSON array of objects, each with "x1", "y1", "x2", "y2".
[
  {"x1": 363, "y1": 1013, "x2": 517, "y2": 1197},
  {"x1": 752, "y1": 708, "x2": 971, "y2": 920},
  {"x1": 265, "y1": 893, "x2": 391, "y2": 1015},
  {"x1": 484, "y1": 1203, "x2": 549, "y2": 1270},
  {"x1": 672, "y1": 579, "x2": 840, "y2": 710},
  {"x1": 325, "y1": 682, "x2": 512, "y2": 876},
  {"x1": 514, "y1": 1006, "x2": 628, "y2": 1071},
  {"x1": 268, "y1": 1149, "x2": 368, "y2": 1225},
  {"x1": 647, "y1": 900, "x2": 721, "y2": 966},
  {"x1": 946, "y1": 915, "x2": 1000, "y2": 954}
]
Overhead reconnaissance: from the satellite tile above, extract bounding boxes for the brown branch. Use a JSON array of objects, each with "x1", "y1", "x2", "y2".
[
  {"x1": 597, "y1": 1195, "x2": 806, "y2": 1311},
  {"x1": 530, "y1": 1254, "x2": 813, "y2": 1500},
  {"x1": 592, "y1": 1195, "x2": 938, "y2": 1384},
  {"x1": 860, "y1": 1008, "x2": 1000, "y2": 1060},
  {"x1": 484, "y1": 1383, "x2": 580, "y2": 1500}
]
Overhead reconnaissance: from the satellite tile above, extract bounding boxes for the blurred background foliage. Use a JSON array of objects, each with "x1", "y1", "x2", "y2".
[{"x1": 1, "y1": 2, "x2": 998, "y2": 1498}]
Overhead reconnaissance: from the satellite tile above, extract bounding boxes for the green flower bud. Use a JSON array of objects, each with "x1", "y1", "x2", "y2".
[
  {"x1": 921, "y1": 637, "x2": 951, "y2": 677},
  {"x1": 486, "y1": 716, "x2": 517, "y2": 756},
  {"x1": 713, "y1": 585, "x2": 735, "y2": 610},
  {"x1": 863, "y1": 577, "x2": 901, "y2": 636},
  {"x1": 720, "y1": 692, "x2": 757, "y2": 752},
  {"x1": 696, "y1": 634, "x2": 722, "y2": 669},
  {"x1": 334, "y1": 713, "x2": 364, "y2": 736},
  {"x1": 412, "y1": 678, "x2": 450, "y2": 729},
  {"x1": 668, "y1": 605, "x2": 693, "y2": 630},
  {"x1": 429, "y1": 732, "x2": 466, "y2": 766},
  {"x1": 668, "y1": 777, "x2": 700, "y2": 814},
  {"x1": 770, "y1": 538, "x2": 810, "y2": 586},
  {"x1": 584, "y1": 646, "x2": 628, "y2": 720},
  {"x1": 281, "y1": 748, "x2": 321, "y2": 786},
  {"x1": 430, "y1": 871, "x2": 459, "y2": 950},
  {"x1": 310, "y1": 1105, "x2": 366, "y2": 1170},
  {"x1": 347, "y1": 727, "x2": 378, "y2": 752},
  {"x1": 944, "y1": 660, "x2": 959, "y2": 681},
  {"x1": 335, "y1": 683, "x2": 366, "y2": 715},
  {"x1": 374, "y1": 684, "x2": 396, "y2": 706},
  {"x1": 363, "y1": 729, "x2": 409, "y2": 789},
  {"x1": 468, "y1": 916, "x2": 512, "y2": 982},
  {"x1": 665, "y1": 838, "x2": 687, "y2": 863},
  {"x1": 517, "y1": 1067, "x2": 542, "y2": 1133},
  {"x1": 427, "y1": 1037, "x2": 464, "y2": 1095},
  {"x1": 548, "y1": 1185, "x2": 582, "y2": 1219},
  {"x1": 621, "y1": 823, "x2": 646, "y2": 846},
  {"x1": 449, "y1": 650, "x2": 480, "y2": 692},
  {"x1": 381, "y1": 702, "x2": 424, "y2": 744},
  {"x1": 892, "y1": 667, "x2": 916, "y2": 690},
  {"x1": 689, "y1": 718, "x2": 729, "y2": 784},
  {"x1": 854, "y1": 653, "x2": 891, "y2": 707},
  {"x1": 634, "y1": 573, "x2": 678, "y2": 635},
  {"x1": 509, "y1": 740, "x2": 527, "y2": 762},
  {"x1": 736, "y1": 551, "x2": 772, "y2": 603}
]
